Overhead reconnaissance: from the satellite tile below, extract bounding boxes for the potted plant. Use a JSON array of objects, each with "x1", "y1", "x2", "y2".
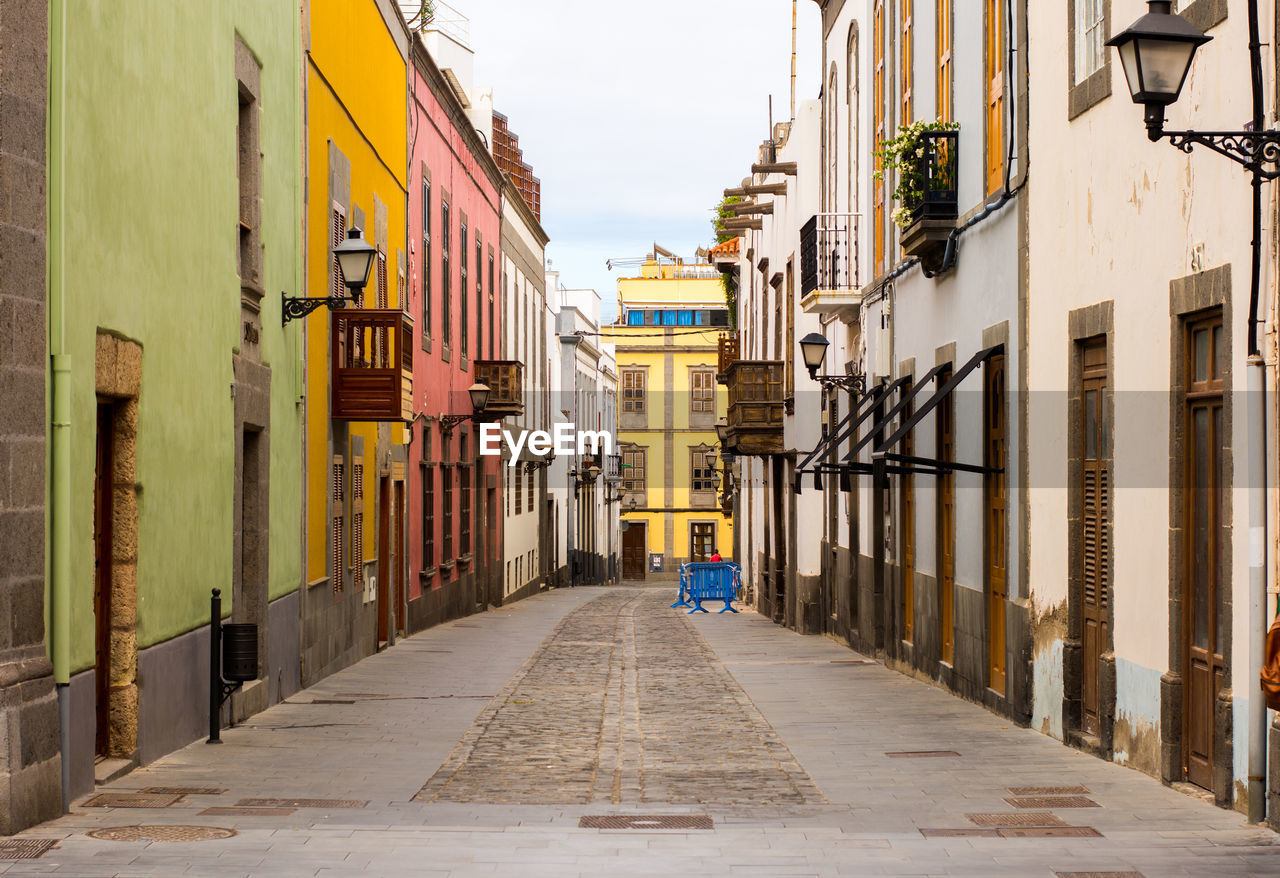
[{"x1": 875, "y1": 120, "x2": 959, "y2": 270}]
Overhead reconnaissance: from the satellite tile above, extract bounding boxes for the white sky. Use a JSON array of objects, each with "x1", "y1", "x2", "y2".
[{"x1": 455, "y1": 1, "x2": 823, "y2": 321}]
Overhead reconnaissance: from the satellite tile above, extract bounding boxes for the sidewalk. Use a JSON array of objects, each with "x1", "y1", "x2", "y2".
[{"x1": 4, "y1": 584, "x2": 1276, "y2": 877}]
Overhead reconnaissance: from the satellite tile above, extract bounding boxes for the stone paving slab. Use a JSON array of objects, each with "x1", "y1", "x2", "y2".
[{"x1": 2, "y1": 583, "x2": 1277, "y2": 876}]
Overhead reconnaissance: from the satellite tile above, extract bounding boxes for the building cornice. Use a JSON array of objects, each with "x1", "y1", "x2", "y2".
[{"x1": 411, "y1": 38, "x2": 505, "y2": 194}]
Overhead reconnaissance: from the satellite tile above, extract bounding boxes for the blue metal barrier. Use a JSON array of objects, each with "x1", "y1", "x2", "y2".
[{"x1": 682, "y1": 562, "x2": 740, "y2": 614}]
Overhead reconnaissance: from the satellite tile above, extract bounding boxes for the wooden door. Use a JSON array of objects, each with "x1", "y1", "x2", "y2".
[
  {"x1": 691, "y1": 523, "x2": 714, "y2": 563},
  {"x1": 937, "y1": 371, "x2": 955, "y2": 664},
  {"x1": 377, "y1": 476, "x2": 390, "y2": 645},
  {"x1": 985, "y1": 354, "x2": 1007, "y2": 694},
  {"x1": 623, "y1": 523, "x2": 646, "y2": 580},
  {"x1": 394, "y1": 481, "x2": 405, "y2": 635},
  {"x1": 901, "y1": 388, "x2": 915, "y2": 643},
  {"x1": 1184, "y1": 314, "x2": 1225, "y2": 791},
  {"x1": 772, "y1": 456, "x2": 787, "y2": 621},
  {"x1": 1080, "y1": 340, "x2": 1110, "y2": 737},
  {"x1": 93, "y1": 402, "x2": 114, "y2": 757}
]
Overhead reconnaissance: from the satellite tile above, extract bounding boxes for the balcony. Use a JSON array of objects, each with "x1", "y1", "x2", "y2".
[
  {"x1": 723, "y1": 360, "x2": 784, "y2": 456},
  {"x1": 473, "y1": 359, "x2": 524, "y2": 419},
  {"x1": 331, "y1": 309, "x2": 413, "y2": 422},
  {"x1": 716, "y1": 333, "x2": 739, "y2": 385},
  {"x1": 800, "y1": 214, "x2": 862, "y2": 320},
  {"x1": 604, "y1": 453, "x2": 622, "y2": 482},
  {"x1": 899, "y1": 129, "x2": 959, "y2": 274}
]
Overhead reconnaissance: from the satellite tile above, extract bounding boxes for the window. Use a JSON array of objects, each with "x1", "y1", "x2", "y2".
[
  {"x1": 1073, "y1": 0, "x2": 1105, "y2": 84},
  {"x1": 441, "y1": 199, "x2": 451, "y2": 350},
  {"x1": 460, "y1": 434, "x2": 471, "y2": 557},
  {"x1": 376, "y1": 249, "x2": 387, "y2": 309},
  {"x1": 627, "y1": 310, "x2": 644, "y2": 326},
  {"x1": 236, "y1": 77, "x2": 260, "y2": 288},
  {"x1": 421, "y1": 173, "x2": 431, "y2": 343},
  {"x1": 622, "y1": 369, "x2": 646, "y2": 413},
  {"x1": 330, "y1": 207, "x2": 346, "y2": 301},
  {"x1": 484, "y1": 246, "x2": 492, "y2": 358},
  {"x1": 622, "y1": 448, "x2": 646, "y2": 497},
  {"x1": 515, "y1": 459, "x2": 523, "y2": 513},
  {"x1": 442, "y1": 462, "x2": 453, "y2": 563},
  {"x1": 900, "y1": 0, "x2": 913, "y2": 125},
  {"x1": 937, "y1": 0, "x2": 953, "y2": 122},
  {"x1": 985, "y1": 0, "x2": 1006, "y2": 194},
  {"x1": 691, "y1": 369, "x2": 715, "y2": 414},
  {"x1": 331, "y1": 457, "x2": 344, "y2": 593},
  {"x1": 691, "y1": 448, "x2": 716, "y2": 493},
  {"x1": 691, "y1": 523, "x2": 714, "y2": 563},
  {"x1": 873, "y1": 0, "x2": 885, "y2": 275},
  {"x1": 351, "y1": 462, "x2": 364, "y2": 587},
  {"x1": 527, "y1": 466, "x2": 534, "y2": 513},
  {"x1": 460, "y1": 216, "x2": 469, "y2": 361}
]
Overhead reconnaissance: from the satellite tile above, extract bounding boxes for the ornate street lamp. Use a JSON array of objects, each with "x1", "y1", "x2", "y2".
[
  {"x1": 439, "y1": 382, "x2": 491, "y2": 433},
  {"x1": 282, "y1": 226, "x2": 378, "y2": 324},
  {"x1": 1107, "y1": 1, "x2": 1212, "y2": 141},
  {"x1": 799, "y1": 331, "x2": 866, "y2": 396}
]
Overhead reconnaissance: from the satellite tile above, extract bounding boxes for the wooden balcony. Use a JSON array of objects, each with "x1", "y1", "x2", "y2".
[
  {"x1": 717, "y1": 333, "x2": 739, "y2": 385},
  {"x1": 331, "y1": 309, "x2": 413, "y2": 422},
  {"x1": 473, "y1": 359, "x2": 524, "y2": 419},
  {"x1": 724, "y1": 360, "x2": 784, "y2": 456}
]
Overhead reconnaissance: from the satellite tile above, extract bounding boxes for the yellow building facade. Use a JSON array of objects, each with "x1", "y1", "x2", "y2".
[
  {"x1": 609, "y1": 259, "x2": 731, "y2": 579},
  {"x1": 303, "y1": 0, "x2": 408, "y2": 680}
]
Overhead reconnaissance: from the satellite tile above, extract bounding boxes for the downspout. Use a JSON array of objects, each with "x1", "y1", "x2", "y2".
[
  {"x1": 48, "y1": 0, "x2": 73, "y2": 812},
  {"x1": 1246, "y1": 0, "x2": 1269, "y2": 826}
]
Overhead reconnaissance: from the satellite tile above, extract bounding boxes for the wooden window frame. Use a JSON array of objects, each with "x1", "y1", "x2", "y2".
[
  {"x1": 985, "y1": 0, "x2": 1007, "y2": 195},
  {"x1": 421, "y1": 171, "x2": 431, "y2": 347},
  {"x1": 460, "y1": 214, "x2": 469, "y2": 363},
  {"x1": 937, "y1": 0, "x2": 953, "y2": 122},
  {"x1": 873, "y1": 0, "x2": 886, "y2": 276},
  {"x1": 441, "y1": 195, "x2": 452, "y2": 356}
]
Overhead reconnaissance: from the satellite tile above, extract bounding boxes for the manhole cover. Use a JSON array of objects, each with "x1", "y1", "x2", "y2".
[
  {"x1": 999, "y1": 826, "x2": 1102, "y2": 838},
  {"x1": 968, "y1": 812, "x2": 1066, "y2": 827},
  {"x1": 885, "y1": 750, "x2": 960, "y2": 758},
  {"x1": 579, "y1": 815, "x2": 713, "y2": 830},
  {"x1": 199, "y1": 807, "x2": 296, "y2": 816},
  {"x1": 139, "y1": 787, "x2": 226, "y2": 796},
  {"x1": 1056, "y1": 873, "x2": 1145, "y2": 878},
  {"x1": 1006, "y1": 796, "x2": 1100, "y2": 809},
  {"x1": 0, "y1": 839, "x2": 57, "y2": 859},
  {"x1": 920, "y1": 828, "x2": 1000, "y2": 838},
  {"x1": 82, "y1": 792, "x2": 182, "y2": 809},
  {"x1": 236, "y1": 798, "x2": 368, "y2": 809},
  {"x1": 1008, "y1": 785, "x2": 1091, "y2": 796},
  {"x1": 86, "y1": 825, "x2": 236, "y2": 842}
]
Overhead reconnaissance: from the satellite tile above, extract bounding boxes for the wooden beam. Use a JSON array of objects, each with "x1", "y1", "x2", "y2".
[
  {"x1": 743, "y1": 182, "x2": 788, "y2": 196},
  {"x1": 729, "y1": 201, "x2": 773, "y2": 216},
  {"x1": 752, "y1": 161, "x2": 798, "y2": 176},
  {"x1": 723, "y1": 187, "x2": 749, "y2": 198},
  {"x1": 718, "y1": 218, "x2": 763, "y2": 231}
]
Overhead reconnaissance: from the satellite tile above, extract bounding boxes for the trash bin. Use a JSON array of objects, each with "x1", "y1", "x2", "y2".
[{"x1": 221, "y1": 623, "x2": 258, "y2": 682}]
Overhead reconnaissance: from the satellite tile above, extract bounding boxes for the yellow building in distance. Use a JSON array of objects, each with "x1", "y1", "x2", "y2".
[{"x1": 608, "y1": 256, "x2": 731, "y2": 579}]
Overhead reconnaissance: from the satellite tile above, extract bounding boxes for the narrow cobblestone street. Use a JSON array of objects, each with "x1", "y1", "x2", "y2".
[{"x1": 10, "y1": 584, "x2": 1278, "y2": 877}]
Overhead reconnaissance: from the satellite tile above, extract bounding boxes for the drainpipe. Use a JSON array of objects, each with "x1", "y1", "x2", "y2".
[
  {"x1": 48, "y1": 0, "x2": 72, "y2": 813},
  {"x1": 1246, "y1": 0, "x2": 1268, "y2": 826}
]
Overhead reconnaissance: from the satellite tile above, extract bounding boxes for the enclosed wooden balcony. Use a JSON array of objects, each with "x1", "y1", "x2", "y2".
[
  {"x1": 331, "y1": 309, "x2": 413, "y2": 422},
  {"x1": 723, "y1": 360, "x2": 784, "y2": 456},
  {"x1": 716, "y1": 333, "x2": 739, "y2": 385},
  {"x1": 473, "y1": 360, "x2": 524, "y2": 419}
]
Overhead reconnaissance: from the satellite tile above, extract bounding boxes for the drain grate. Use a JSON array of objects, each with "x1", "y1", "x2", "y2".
[
  {"x1": 139, "y1": 787, "x2": 226, "y2": 796},
  {"x1": 1000, "y1": 826, "x2": 1103, "y2": 838},
  {"x1": 967, "y1": 812, "x2": 1066, "y2": 827},
  {"x1": 0, "y1": 839, "x2": 58, "y2": 859},
  {"x1": 1008, "y1": 785, "x2": 1091, "y2": 796},
  {"x1": 236, "y1": 797, "x2": 368, "y2": 809},
  {"x1": 886, "y1": 750, "x2": 961, "y2": 758},
  {"x1": 920, "y1": 828, "x2": 1001, "y2": 838},
  {"x1": 829, "y1": 659, "x2": 874, "y2": 665},
  {"x1": 1055, "y1": 873, "x2": 1144, "y2": 878},
  {"x1": 199, "y1": 807, "x2": 296, "y2": 816},
  {"x1": 1006, "y1": 795, "x2": 1100, "y2": 809},
  {"x1": 579, "y1": 815, "x2": 714, "y2": 830},
  {"x1": 86, "y1": 825, "x2": 236, "y2": 842},
  {"x1": 307, "y1": 700, "x2": 355, "y2": 705},
  {"x1": 82, "y1": 792, "x2": 182, "y2": 809}
]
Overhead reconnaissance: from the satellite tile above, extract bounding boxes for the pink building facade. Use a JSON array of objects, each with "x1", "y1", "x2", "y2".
[{"x1": 405, "y1": 40, "x2": 505, "y2": 628}]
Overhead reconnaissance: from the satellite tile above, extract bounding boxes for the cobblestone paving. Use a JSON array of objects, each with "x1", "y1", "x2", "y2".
[{"x1": 415, "y1": 590, "x2": 822, "y2": 805}]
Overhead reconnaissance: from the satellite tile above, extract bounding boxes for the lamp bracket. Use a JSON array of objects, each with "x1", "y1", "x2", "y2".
[
  {"x1": 816, "y1": 373, "x2": 868, "y2": 397},
  {"x1": 281, "y1": 292, "x2": 349, "y2": 326},
  {"x1": 438, "y1": 414, "x2": 474, "y2": 434},
  {"x1": 1164, "y1": 129, "x2": 1280, "y2": 180}
]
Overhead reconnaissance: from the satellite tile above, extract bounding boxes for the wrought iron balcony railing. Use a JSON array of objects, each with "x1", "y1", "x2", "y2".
[
  {"x1": 907, "y1": 129, "x2": 958, "y2": 224},
  {"x1": 800, "y1": 213, "x2": 861, "y2": 296}
]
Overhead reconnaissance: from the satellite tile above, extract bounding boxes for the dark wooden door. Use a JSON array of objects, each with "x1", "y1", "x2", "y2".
[
  {"x1": 394, "y1": 480, "x2": 405, "y2": 635},
  {"x1": 937, "y1": 370, "x2": 955, "y2": 664},
  {"x1": 623, "y1": 524, "x2": 646, "y2": 580},
  {"x1": 93, "y1": 402, "x2": 114, "y2": 757},
  {"x1": 985, "y1": 353, "x2": 1007, "y2": 695},
  {"x1": 772, "y1": 455, "x2": 787, "y2": 620},
  {"x1": 377, "y1": 476, "x2": 390, "y2": 645},
  {"x1": 691, "y1": 523, "x2": 714, "y2": 563},
  {"x1": 901, "y1": 388, "x2": 915, "y2": 643},
  {"x1": 1184, "y1": 314, "x2": 1225, "y2": 791},
  {"x1": 1081, "y1": 340, "x2": 1110, "y2": 737}
]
